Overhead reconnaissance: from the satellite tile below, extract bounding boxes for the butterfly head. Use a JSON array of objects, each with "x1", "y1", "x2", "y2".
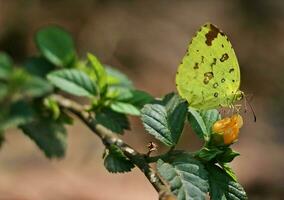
[{"x1": 234, "y1": 90, "x2": 244, "y2": 101}]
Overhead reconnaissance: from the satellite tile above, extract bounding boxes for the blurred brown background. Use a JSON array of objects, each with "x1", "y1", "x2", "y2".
[{"x1": 0, "y1": 0, "x2": 284, "y2": 199}]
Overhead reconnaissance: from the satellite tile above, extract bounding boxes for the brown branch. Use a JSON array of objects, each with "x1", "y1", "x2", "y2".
[{"x1": 52, "y1": 95, "x2": 170, "y2": 197}]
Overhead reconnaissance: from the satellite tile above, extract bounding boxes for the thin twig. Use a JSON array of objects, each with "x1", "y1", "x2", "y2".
[{"x1": 52, "y1": 95, "x2": 170, "y2": 195}]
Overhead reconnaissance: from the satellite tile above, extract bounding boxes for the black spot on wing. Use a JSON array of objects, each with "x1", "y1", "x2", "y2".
[
  {"x1": 220, "y1": 53, "x2": 229, "y2": 62},
  {"x1": 210, "y1": 58, "x2": 217, "y2": 67},
  {"x1": 194, "y1": 63, "x2": 199, "y2": 69},
  {"x1": 205, "y1": 24, "x2": 221, "y2": 46},
  {"x1": 203, "y1": 72, "x2": 214, "y2": 84},
  {"x1": 213, "y1": 82, "x2": 219, "y2": 88}
]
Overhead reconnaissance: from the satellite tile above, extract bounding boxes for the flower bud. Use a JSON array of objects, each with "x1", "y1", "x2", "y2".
[{"x1": 211, "y1": 114, "x2": 243, "y2": 145}]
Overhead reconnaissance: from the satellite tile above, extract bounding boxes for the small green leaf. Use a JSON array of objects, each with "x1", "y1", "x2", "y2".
[
  {"x1": 0, "y1": 101, "x2": 34, "y2": 131},
  {"x1": 22, "y1": 76, "x2": 53, "y2": 98},
  {"x1": 106, "y1": 87, "x2": 133, "y2": 100},
  {"x1": 200, "y1": 109, "x2": 220, "y2": 134},
  {"x1": 108, "y1": 89, "x2": 154, "y2": 108},
  {"x1": 104, "y1": 145, "x2": 134, "y2": 173},
  {"x1": 207, "y1": 164, "x2": 247, "y2": 200},
  {"x1": 47, "y1": 69, "x2": 97, "y2": 97},
  {"x1": 155, "y1": 92, "x2": 175, "y2": 105},
  {"x1": 20, "y1": 117, "x2": 67, "y2": 158},
  {"x1": 157, "y1": 153, "x2": 209, "y2": 200},
  {"x1": 125, "y1": 90, "x2": 154, "y2": 109},
  {"x1": 95, "y1": 108, "x2": 129, "y2": 134},
  {"x1": 217, "y1": 148, "x2": 240, "y2": 163},
  {"x1": 220, "y1": 163, "x2": 238, "y2": 182},
  {"x1": 197, "y1": 147, "x2": 223, "y2": 162},
  {"x1": 105, "y1": 66, "x2": 133, "y2": 89},
  {"x1": 24, "y1": 57, "x2": 55, "y2": 78},
  {"x1": 0, "y1": 83, "x2": 8, "y2": 101},
  {"x1": 87, "y1": 53, "x2": 107, "y2": 94},
  {"x1": 141, "y1": 94, "x2": 187, "y2": 146},
  {"x1": 8, "y1": 69, "x2": 52, "y2": 98},
  {"x1": 188, "y1": 108, "x2": 220, "y2": 141},
  {"x1": 0, "y1": 52, "x2": 12, "y2": 79},
  {"x1": 44, "y1": 97, "x2": 60, "y2": 119},
  {"x1": 110, "y1": 101, "x2": 140, "y2": 116},
  {"x1": 35, "y1": 26, "x2": 76, "y2": 67}
]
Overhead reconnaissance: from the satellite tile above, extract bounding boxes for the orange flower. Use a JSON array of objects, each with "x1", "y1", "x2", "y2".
[{"x1": 212, "y1": 114, "x2": 243, "y2": 145}]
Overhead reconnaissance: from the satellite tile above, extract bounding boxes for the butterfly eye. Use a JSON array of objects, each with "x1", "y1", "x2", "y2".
[{"x1": 235, "y1": 91, "x2": 244, "y2": 101}]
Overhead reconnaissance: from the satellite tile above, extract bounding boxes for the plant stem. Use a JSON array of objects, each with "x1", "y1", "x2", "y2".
[{"x1": 52, "y1": 95, "x2": 170, "y2": 196}]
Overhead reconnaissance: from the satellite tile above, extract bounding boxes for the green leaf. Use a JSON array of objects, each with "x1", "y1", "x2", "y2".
[
  {"x1": 200, "y1": 109, "x2": 221, "y2": 135},
  {"x1": 0, "y1": 101, "x2": 34, "y2": 131},
  {"x1": 197, "y1": 147, "x2": 223, "y2": 162},
  {"x1": 157, "y1": 154, "x2": 209, "y2": 200},
  {"x1": 110, "y1": 101, "x2": 140, "y2": 116},
  {"x1": 220, "y1": 163, "x2": 238, "y2": 182},
  {"x1": 0, "y1": 83, "x2": 8, "y2": 101},
  {"x1": 87, "y1": 53, "x2": 107, "y2": 94},
  {"x1": 105, "y1": 66, "x2": 133, "y2": 89},
  {"x1": 44, "y1": 97, "x2": 60, "y2": 119},
  {"x1": 154, "y1": 92, "x2": 175, "y2": 105},
  {"x1": 106, "y1": 87, "x2": 132, "y2": 100},
  {"x1": 0, "y1": 52, "x2": 12, "y2": 79},
  {"x1": 107, "y1": 89, "x2": 154, "y2": 108},
  {"x1": 217, "y1": 148, "x2": 240, "y2": 163},
  {"x1": 95, "y1": 108, "x2": 129, "y2": 134},
  {"x1": 104, "y1": 145, "x2": 134, "y2": 173},
  {"x1": 22, "y1": 76, "x2": 53, "y2": 98},
  {"x1": 207, "y1": 164, "x2": 247, "y2": 200},
  {"x1": 20, "y1": 117, "x2": 67, "y2": 158},
  {"x1": 141, "y1": 94, "x2": 188, "y2": 146},
  {"x1": 47, "y1": 69, "x2": 97, "y2": 97},
  {"x1": 24, "y1": 57, "x2": 55, "y2": 78},
  {"x1": 124, "y1": 90, "x2": 154, "y2": 109},
  {"x1": 9, "y1": 69, "x2": 52, "y2": 98},
  {"x1": 35, "y1": 26, "x2": 76, "y2": 67},
  {"x1": 188, "y1": 108, "x2": 220, "y2": 141}
]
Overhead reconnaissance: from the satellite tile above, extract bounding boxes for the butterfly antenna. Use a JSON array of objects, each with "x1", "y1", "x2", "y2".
[{"x1": 245, "y1": 95, "x2": 256, "y2": 122}]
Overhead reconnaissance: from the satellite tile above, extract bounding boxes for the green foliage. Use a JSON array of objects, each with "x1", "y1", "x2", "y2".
[
  {"x1": 104, "y1": 145, "x2": 134, "y2": 173},
  {"x1": 24, "y1": 57, "x2": 55, "y2": 78},
  {"x1": 106, "y1": 66, "x2": 133, "y2": 89},
  {"x1": 141, "y1": 94, "x2": 187, "y2": 146},
  {"x1": 196, "y1": 147, "x2": 240, "y2": 163},
  {"x1": 87, "y1": 53, "x2": 107, "y2": 94},
  {"x1": 0, "y1": 24, "x2": 248, "y2": 199},
  {"x1": 35, "y1": 26, "x2": 76, "y2": 67},
  {"x1": 0, "y1": 52, "x2": 12, "y2": 79},
  {"x1": 188, "y1": 108, "x2": 220, "y2": 141},
  {"x1": 95, "y1": 108, "x2": 129, "y2": 134},
  {"x1": 157, "y1": 153, "x2": 209, "y2": 200},
  {"x1": 16, "y1": 73, "x2": 52, "y2": 98},
  {"x1": 47, "y1": 69, "x2": 97, "y2": 97},
  {"x1": 20, "y1": 116, "x2": 67, "y2": 158},
  {"x1": 197, "y1": 147, "x2": 224, "y2": 162},
  {"x1": 0, "y1": 101, "x2": 34, "y2": 131},
  {"x1": 207, "y1": 165, "x2": 247, "y2": 200},
  {"x1": 110, "y1": 101, "x2": 140, "y2": 116},
  {"x1": 217, "y1": 148, "x2": 240, "y2": 163}
]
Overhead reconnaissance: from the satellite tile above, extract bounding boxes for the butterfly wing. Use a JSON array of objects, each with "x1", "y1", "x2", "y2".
[{"x1": 176, "y1": 23, "x2": 241, "y2": 110}]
